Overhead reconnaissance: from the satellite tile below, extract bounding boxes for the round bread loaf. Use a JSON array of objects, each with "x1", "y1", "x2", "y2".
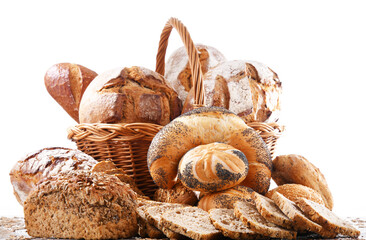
[
  {"x1": 198, "y1": 185, "x2": 254, "y2": 211},
  {"x1": 183, "y1": 60, "x2": 282, "y2": 123},
  {"x1": 79, "y1": 66, "x2": 181, "y2": 125},
  {"x1": 147, "y1": 107, "x2": 272, "y2": 194},
  {"x1": 164, "y1": 44, "x2": 226, "y2": 103},
  {"x1": 24, "y1": 170, "x2": 138, "y2": 239},
  {"x1": 266, "y1": 184, "x2": 325, "y2": 206},
  {"x1": 9, "y1": 147, "x2": 98, "y2": 205},
  {"x1": 272, "y1": 154, "x2": 333, "y2": 210},
  {"x1": 178, "y1": 142, "x2": 249, "y2": 192},
  {"x1": 153, "y1": 181, "x2": 198, "y2": 205}
]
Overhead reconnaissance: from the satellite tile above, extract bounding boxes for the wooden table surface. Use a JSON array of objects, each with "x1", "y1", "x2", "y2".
[{"x1": 1, "y1": 216, "x2": 365, "y2": 240}]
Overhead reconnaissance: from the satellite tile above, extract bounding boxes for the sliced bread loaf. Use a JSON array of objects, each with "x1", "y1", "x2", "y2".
[
  {"x1": 161, "y1": 207, "x2": 222, "y2": 240},
  {"x1": 271, "y1": 192, "x2": 337, "y2": 238},
  {"x1": 209, "y1": 208, "x2": 261, "y2": 240},
  {"x1": 135, "y1": 199, "x2": 165, "y2": 238},
  {"x1": 297, "y1": 198, "x2": 360, "y2": 237},
  {"x1": 252, "y1": 191, "x2": 294, "y2": 230},
  {"x1": 233, "y1": 200, "x2": 297, "y2": 239}
]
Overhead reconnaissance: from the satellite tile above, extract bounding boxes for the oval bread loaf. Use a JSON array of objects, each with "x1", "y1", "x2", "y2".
[
  {"x1": 178, "y1": 142, "x2": 249, "y2": 192},
  {"x1": 147, "y1": 107, "x2": 272, "y2": 194}
]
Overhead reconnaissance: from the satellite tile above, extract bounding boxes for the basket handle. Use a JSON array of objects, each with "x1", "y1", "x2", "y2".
[{"x1": 155, "y1": 17, "x2": 205, "y2": 108}]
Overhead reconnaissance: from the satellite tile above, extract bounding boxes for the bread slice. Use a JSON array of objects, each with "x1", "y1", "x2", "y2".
[
  {"x1": 271, "y1": 192, "x2": 337, "y2": 238},
  {"x1": 209, "y1": 208, "x2": 261, "y2": 240},
  {"x1": 161, "y1": 207, "x2": 222, "y2": 240},
  {"x1": 297, "y1": 198, "x2": 360, "y2": 237},
  {"x1": 135, "y1": 199, "x2": 165, "y2": 238},
  {"x1": 252, "y1": 191, "x2": 293, "y2": 230},
  {"x1": 233, "y1": 200, "x2": 297, "y2": 239},
  {"x1": 144, "y1": 203, "x2": 188, "y2": 240}
]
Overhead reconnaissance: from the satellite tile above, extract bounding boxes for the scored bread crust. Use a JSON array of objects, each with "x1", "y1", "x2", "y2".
[
  {"x1": 233, "y1": 201, "x2": 297, "y2": 239},
  {"x1": 147, "y1": 107, "x2": 272, "y2": 194},
  {"x1": 272, "y1": 154, "x2": 333, "y2": 210},
  {"x1": 24, "y1": 171, "x2": 138, "y2": 239},
  {"x1": 270, "y1": 192, "x2": 337, "y2": 238},
  {"x1": 297, "y1": 198, "x2": 360, "y2": 237},
  {"x1": 252, "y1": 191, "x2": 294, "y2": 230},
  {"x1": 209, "y1": 208, "x2": 261, "y2": 240}
]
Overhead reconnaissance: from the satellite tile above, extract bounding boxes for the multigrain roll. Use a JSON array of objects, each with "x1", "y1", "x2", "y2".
[
  {"x1": 147, "y1": 107, "x2": 272, "y2": 194},
  {"x1": 24, "y1": 170, "x2": 138, "y2": 239},
  {"x1": 164, "y1": 44, "x2": 226, "y2": 103},
  {"x1": 79, "y1": 66, "x2": 181, "y2": 125},
  {"x1": 154, "y1": 181, "x2": 198, "y2": 205},
  {"x1": 178, "y1": 142, "x2": 249, "y2": 192},
  {"x1": 9, "y1": 147, "x2": 98, "y2": 205}
]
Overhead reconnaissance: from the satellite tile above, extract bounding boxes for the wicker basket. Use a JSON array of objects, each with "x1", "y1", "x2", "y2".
[{"x1": 67, "y1": 17, "x2": 283, "y2": 198}]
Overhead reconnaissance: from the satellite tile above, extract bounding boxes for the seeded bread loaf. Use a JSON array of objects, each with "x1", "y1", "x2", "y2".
[
  {"x1": 24, "y1": 170, "x2": 138, "y2": 239},
  {"x1": 297, "y1": 198, "x2": 360, "y2": 237},
  {"x1": 178, "y1": 142, "x2": 249, "y2": 192},
  {"x1": 234, "y1": 201, "x2": 297, "y2": 239},
  {"x1": 272, "y1": 154, "x2": 333, "y2": 210},
  {"x1": 161, "y1": 207, "x2": 222, "y2": 240},
  {"x1": 209, "y1": 208, "x2": 261, "y2": 240},
  {"x1": 9, "y1": 147, "x2": 98, "y2": 205}
]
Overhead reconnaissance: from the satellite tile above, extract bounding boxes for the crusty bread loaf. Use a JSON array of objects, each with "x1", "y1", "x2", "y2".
[
  {"x1": 9, "y1": 147, "x2": 98, "y2": 205},
  {"x1": 266, "y1": 184, "x2": 325, "y2": 207},
  {"x1": 148, "y1": 107, "x2": 272, "y2": 194},
  {"x1": 154, "y1": 181, "x2": 198, "y2": 205},
  {"x1": 209, "y1": 208, "x2": 261, "y2": 240},
  {"x1": 272, "y1": 154, "x2": 333, "y2": 210},
  {"x1": 271, "y1": 192, "x2": 337, "y2": 238},
  {"x1": 79, "y1": 66, "x2": 181, "y2": 125},
  {"x1": 234, "y1": 200, "x2": 297, "y2": 239},
  {"x1": 161, "y1": 207, "x2": 222, "y2": 240},
  {"x1": 165, "y1": 44, "x2": 226, "y2": 103},
  {"x1": 24, "y1": 170, "x2": 138, "y2": 239},
  {"x1": 252, "y1": 191, "x2": 294, "y2": 230},
  {"x1": 178, "y1": 142, "x2": 249, "y2": 192},
  {"x1": 198, "y1": 185, "x2": 254, "y2": 211},
  {"x1": 183, "y1": 60, "x2": 282, "y2": 123},
  {"x1": 44, "y1": 63, "x2": 97, "y2": 122},
  {"x1": 297, "y1": 198, "x2": 360, "y2": 237}
]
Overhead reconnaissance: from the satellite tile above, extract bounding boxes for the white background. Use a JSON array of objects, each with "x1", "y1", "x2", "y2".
[{"x1": 1, "y1": 0, "x2": 365, "y2": 218}]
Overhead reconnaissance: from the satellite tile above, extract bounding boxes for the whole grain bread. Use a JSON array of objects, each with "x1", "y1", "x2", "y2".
[
  {"x1": 297, "y1": 198, "x2": 360, "y2": 237},
  {"x1": 135, "y1": 199, "x2": 165, "y2": 238},
  {"x1": 24, "y1": 170, "x2": 138, "y2": 239},
  {"x1": 252, "y1": 191, "x2": 294, "y2": 230},
  {"x1": 161, "y1": 207, "x2": 222, "y2": 240},
  {"x1": 271, "y1": 192, "x2": 337, "y2": 238},
  {"x1": 234, "y1": 200, "x2": 297, "y2": 239},
  {"x1": 209, "y1": 208, "x2": 261, "y2": 240}
]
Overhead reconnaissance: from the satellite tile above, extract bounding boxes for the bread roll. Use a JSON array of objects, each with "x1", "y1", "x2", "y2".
[
  {"x1": 147, "y1": 107, "x2": 272, "y2": 194},
  {"x1": 178, "y1": 142, "x2": 249, "y2": 192},
  {"x1": 154, "y1": 181, "x2": 198, "y2": 205},
  {"x1": 44, "y1": 63, "x2": 97, "y2": 122},
  {"x1": 266, "y1": 184, "x2": 325, "y2": 207},
  {"x1": 24, "y1": 170, "x2": 138, "y2": 239},
  {"x1": 183, "y1": 60, "x2": 282, "y2": 123},
  {"x1": 165, "y1": 44, "x2": 226, "y2": 103},
  {"x1": 9, "y1": 147, "x2": 98, "y2": 205},
  {"x1": 272, "y1": 154, "x2": 333, "y2": 210},
  {"x1": 198, "y1": 185, "x2": 254, "y2": 211},
  {"x1": 79, "y1": 66, "x2": 181, "y2": 125}
]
